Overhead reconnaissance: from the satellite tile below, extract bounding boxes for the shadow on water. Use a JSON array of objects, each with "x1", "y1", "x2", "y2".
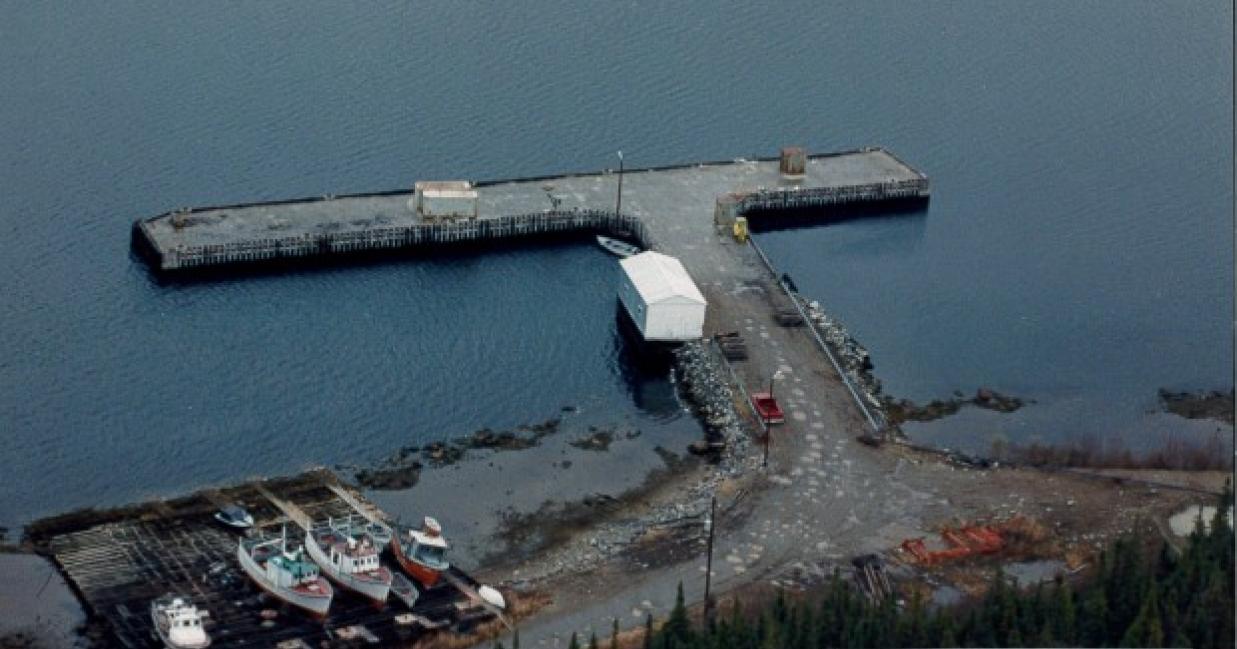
[
  {"x1": 129, "y1": 226, "x2": 600, "y2": 286},
  {"x1": 611, "y1": 301, "x2": 684, "y2": 421},
  {"x1": 748, "y1": 198, "x2": 931, "y2": 261},
  {"x1": 746, "y1": 197, "x2": 929, "y2": 234}
]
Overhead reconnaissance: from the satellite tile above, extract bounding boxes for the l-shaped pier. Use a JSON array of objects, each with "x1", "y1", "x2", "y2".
[{"x1": 134, "y1": 147, "x2": 928, "y2": 271}]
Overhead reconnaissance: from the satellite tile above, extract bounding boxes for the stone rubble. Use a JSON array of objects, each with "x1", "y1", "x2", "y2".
[
  {"x1": 795, "y1": 294, "x2": 888, "y2": 421},
  {"x1": 502, "y1": 340, "x2": 761, "y2": 585}
]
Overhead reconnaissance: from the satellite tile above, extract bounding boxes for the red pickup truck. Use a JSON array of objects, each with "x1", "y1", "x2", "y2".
[{"x1": 751, "y1": 392, "x2": 785, "y2": 424}]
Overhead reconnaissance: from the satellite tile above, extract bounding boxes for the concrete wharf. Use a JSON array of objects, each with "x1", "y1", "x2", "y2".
[
  {"x1": 133, "y1": 147, "x2": 928, "y2": 271},
  {"x1": 26, "y1": 470, "x2": 495, "y2": 648},
  {"x1": 110, "y1": 145, "x2": 931, "y2": 645}
]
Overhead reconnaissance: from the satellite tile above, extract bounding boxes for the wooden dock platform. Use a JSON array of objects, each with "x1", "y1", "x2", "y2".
[
  {"x1": 133, "y1": 147, "x2": 927, "y2": 271},
  {"x1": 26, "y1": 470, "x2": 496, "y2": 648}
]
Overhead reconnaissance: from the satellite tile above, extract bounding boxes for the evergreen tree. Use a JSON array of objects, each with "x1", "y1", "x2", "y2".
[
  {"x1": 1051, "y1": 576, "x2": 1076, "y2": 644},
  {"x1": 663, "y1": 582, "x2": 692, "y2": 647},
  {"x1": 936, "y1": 610, "x2": 958, "y2": 648},
  {"x1": 1120, "y1": 580, "x2": 1164, "y2": 648},
  {"x1": 642, "y1": 485, "x2": 1233, "y2": 648},
  {"x1": 1078, "y1": 584, "x2": 1108, "y2": 646},
  {"x1": 643, "y1": 613, "x2": 653, "y2": 649},
  {"x1": 568, "y1": 632, "x2": 580, "y2": 649},
  {"x1": 610, "y1": 618, "x2": 619, "y2": 649},
  {"x1": 1033, "y1": 621, "x2": 1055, "y2": 648}
]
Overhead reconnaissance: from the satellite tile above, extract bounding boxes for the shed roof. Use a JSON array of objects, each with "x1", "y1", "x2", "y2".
[
  {"x1": 619, "y1": 251, "x2": 706, "y2": 306},
  {"x1": 415, "y1": 181, "x2": 477, "y2": 199}
]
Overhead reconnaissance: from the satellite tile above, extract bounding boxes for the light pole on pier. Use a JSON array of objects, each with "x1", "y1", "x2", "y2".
[{"x1": 616, "y1": 150, "x2": 625, "y2": 215}]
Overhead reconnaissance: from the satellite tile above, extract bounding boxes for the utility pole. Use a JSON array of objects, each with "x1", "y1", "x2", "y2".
[
  {"x1": 616, "y1": 150, "x2": 624, "y2": 215},
  {"x1": 703, "y1": 495, "x2": 717, "y2": 623}
]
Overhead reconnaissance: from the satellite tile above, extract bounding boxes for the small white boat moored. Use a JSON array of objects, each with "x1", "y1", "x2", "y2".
[
  {"x1": 150, "y1": 595, "x2": 210, "y2": 649},
  {"x1": 389, "y1": 572, "x2": 419, "y2": 610},
  {"x1": 214, "y1": 504, "x2": 253, "y2": 529},
  {"x1": 596, "y1": 235, "x2": 642, "y2": 258}
]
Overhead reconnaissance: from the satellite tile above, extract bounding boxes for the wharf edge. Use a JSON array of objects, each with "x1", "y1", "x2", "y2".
[{"x1": 132, "y1": 147, "x2": 929, "y2": 271}]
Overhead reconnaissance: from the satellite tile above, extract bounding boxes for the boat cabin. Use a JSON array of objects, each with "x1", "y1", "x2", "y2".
[
  {"x1": 152, "y1": 596, "x2": 210, "y2": 649},
  {"x1": 325, "y1": 533, "x2": 381, "y2": 574},
  {"x1": 267, "y1": 549, "x2": 321, "y2": 589},
  {"x1": 406, "y1": 527, "x2": 449, "y2": 571}
]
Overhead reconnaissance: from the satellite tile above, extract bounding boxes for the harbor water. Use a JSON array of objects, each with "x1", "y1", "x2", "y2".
[{"x1": 0, "y1": 1, "x2": 1231, "y2": 531}]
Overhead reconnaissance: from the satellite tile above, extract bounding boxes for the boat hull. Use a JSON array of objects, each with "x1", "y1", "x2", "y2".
[
  {"x1": 389, "y1": 572, "x2": 420, "y2": 609},
  {"x1": 390, "y1": 540, "x2": 442, "y2": 588},
  {"x1": 150, "y1": 606, "x2": 211, "y2": 649},
  {"x1": 596, "y1": 235, "x2": 641, "y2": 258},
  {"x1": 236, "y1": 543, "x2": 333, "y2": 618},
  {"x1": 214, "y1": 512, "x2": 253, "y2": 529},
  {"x1": 304, "y1": 533, "x2": 391, "y2": 606}
]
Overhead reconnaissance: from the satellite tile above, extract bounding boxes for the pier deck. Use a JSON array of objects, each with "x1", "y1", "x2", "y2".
[
  {"x1": 136, "y1": 148, "x2": 927, "y2": 270},
  {"x1": 28, "y1": 470, "x2": 494, "y2": 648}
]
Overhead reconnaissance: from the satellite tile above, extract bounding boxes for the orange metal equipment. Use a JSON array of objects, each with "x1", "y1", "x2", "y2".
[{"x1": 900, "y1": 523, "x2": 1006, "y2": 565}]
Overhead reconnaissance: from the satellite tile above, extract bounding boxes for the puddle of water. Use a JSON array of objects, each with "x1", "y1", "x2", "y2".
[
  {"x1": 931, "y1": 585, "x2": 965, "y2": 608},
  {"x1": 1005, "y1": 559, "x2": 1066, "y2": 587},
  {"x1": 1168, "y1": 505, "x2": 1234, "y2": 537},
  {"x1": 0, "y1": 553, "x2": 85, "y2": 645}
]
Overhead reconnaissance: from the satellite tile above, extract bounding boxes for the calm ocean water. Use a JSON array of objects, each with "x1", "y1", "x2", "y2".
[{"x1": 0, "y1": 1, "x2": 1231, "y2": 528}]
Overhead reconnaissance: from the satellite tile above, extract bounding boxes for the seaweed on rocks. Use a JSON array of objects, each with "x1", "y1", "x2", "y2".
[
  {"x1": 1159, "y1": 388, "x2": 1235, "y2": 424},
  {"x1": 354, "y1": 417, "x2": 565, "y2": 489},
  {"x1": 883, "y1": 388, "x2": 1027, "y2": 426},
  {"x1": 569, "y1": 430, "x2": 615, "y2": 452},
  {"x1": 794, "y1": 293, "x2": 1030, "y2": 433}
]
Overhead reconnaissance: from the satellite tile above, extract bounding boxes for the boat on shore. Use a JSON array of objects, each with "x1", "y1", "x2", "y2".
[
  {"x1": 391, "y1": 517, "x2": 450, "y2": 588},
  {"x1": 237, "y1": 529, "x2": 333, "y2": 618},
  {"x1": 304, "y1": 517, "x2": 392, "y2": 606},
  {"x1": 213, "y1": 503, "x2": 253, "y2": 529},
  {"x1": 150, "y1": 594, "x2": 211, "y2": 649},
  {"x1": 362, "y1": 519, "x2": 393, "y2": 547},
  {"x1": 389, "y1": 571, "x2": 419, "y2": 609},
  {"x1": 596, "y1": 235, "x2": 642, "y2": 258}
]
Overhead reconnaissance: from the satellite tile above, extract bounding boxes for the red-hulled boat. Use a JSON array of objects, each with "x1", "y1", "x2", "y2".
[{"x1": 391, "y1": 517, "x2": 450, "y2": 588}]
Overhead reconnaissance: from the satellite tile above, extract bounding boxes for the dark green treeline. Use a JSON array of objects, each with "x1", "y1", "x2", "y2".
[{"x1": 502, "y1": 484, "x2": 1232, "y2": 649}]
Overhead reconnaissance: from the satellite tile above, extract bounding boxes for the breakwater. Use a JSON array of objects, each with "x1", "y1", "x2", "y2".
[{"x1": 133, "y1": 148, "x2": 928, "y2": 272}]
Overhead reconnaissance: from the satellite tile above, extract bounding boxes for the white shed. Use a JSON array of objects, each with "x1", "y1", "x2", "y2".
[
  {"x1": 410, "y1": 181, "x2": 478, "y2": 221},
  {"x1": 618, "y1": 251, "x2": 707, "y2": 342}
]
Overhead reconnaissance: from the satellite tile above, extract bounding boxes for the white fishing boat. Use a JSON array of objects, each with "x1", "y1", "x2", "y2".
[
  {"x1": 150, "y1": 595, "x2": 210, "y2": 649},
  {"x1": 596, "y1": 235, "x2": 642, "y2": 258},
  {"x1": 304, "y1": 517, "x2": 393, "y2": 607},
  {"x1": 362, "y1": 519, "x2": 393, "y2": 548},
  {"x1": 237, "y1": 528, "x2": 333, "y2": 618}
]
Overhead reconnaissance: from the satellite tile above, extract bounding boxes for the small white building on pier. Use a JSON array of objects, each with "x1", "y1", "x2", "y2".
[
  {"x1": 618, "y1": 251, "x2": 706, "y2": 342},
  {"x1": 411, "y1": 181, "x2": 478, "y2": 221}
]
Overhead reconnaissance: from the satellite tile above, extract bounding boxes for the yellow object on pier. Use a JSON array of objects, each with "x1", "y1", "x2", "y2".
[{"x1": 732, "y1": 216, "x2": 749, "y2": 243}]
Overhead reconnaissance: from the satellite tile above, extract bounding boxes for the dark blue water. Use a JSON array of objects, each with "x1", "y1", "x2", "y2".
[{"x1": 1, "y1": 1, "x2": 1231, "y2": 527}]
